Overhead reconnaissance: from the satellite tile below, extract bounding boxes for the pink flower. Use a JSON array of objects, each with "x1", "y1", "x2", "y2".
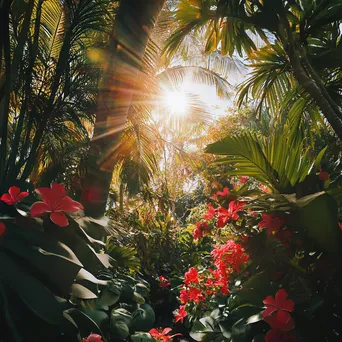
[
  {"x1": 174, "y1": 305, "x2": 187, "y2": 323},
  {"x1": 30, "y1": 183, "x2": 83, "y2": 227},
  {"x1": 0, "y1": 222, "x2": 6, "y2": 237},
  {"x1": 149, "y1": 328, "x2": 181, "y2": 341},
  {"x1": 82, "y1": 334, "x2": 103, "y2": 342},
  {"x1": 1, "y1": 186, "x2": 29, "y2": 205},
  {"x1": 263, "y1": 289, "x2": 295, "y2": 331}
]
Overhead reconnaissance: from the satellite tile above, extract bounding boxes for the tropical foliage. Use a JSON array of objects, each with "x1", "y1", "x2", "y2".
[{"x1": 1, "y1": 0, "x2": 342, "y2": 342}]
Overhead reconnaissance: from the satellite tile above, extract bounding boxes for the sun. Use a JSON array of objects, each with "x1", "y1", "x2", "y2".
[{"x1": 163, "y1": 91, "x2": 189, "y2": 116}]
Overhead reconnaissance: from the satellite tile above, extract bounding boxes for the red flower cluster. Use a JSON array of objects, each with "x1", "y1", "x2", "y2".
[
  {"x1": 1, "y1": 186, "x2": 28, "y2": 205},
  {"x1": 82, "y1": 334, "x2": 103, "y2": 342},
  {"x1": 180, "y1": 241, "x2": 249, "y2": 306},
  {"x1": 149, "y1": 328, "x2": 181, "y2": 341},
  {"x1": 158, "y1": 275, "x2": 171, "y2": 288},
  {"x1": 263, "y1": 289, "x2": 296, "y2": 341},
  {"x1": 193, "y1": 221, "x2": 209, "y2": 239},
  {"x1": 203, "y1": 199, "x2": 246, "y2": 229},
  {"x1": 31, "y1": 183, "x2": 83, "y2": 227},
  {"x1": 179, "y1": 266, "x2": 229, "y2": 304},
  {"x1": 211, "y1": 240, "x2": 249, "y2": 274}
]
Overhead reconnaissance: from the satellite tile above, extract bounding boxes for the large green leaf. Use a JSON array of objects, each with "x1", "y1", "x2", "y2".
[
  {"x1": 0, "y1": 252, "x2": 63, "y2": 324},
  {"x1": 296, "y1": 193, "x2": 342, "y2": 261},
  {"x1": 205, "y1": 130, "x2": 326, "y2": 193}
]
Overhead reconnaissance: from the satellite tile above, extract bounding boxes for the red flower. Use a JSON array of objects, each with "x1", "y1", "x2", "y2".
[
  {"x1": 204, "y1": 203, "x2": 215, "y2": 220},
  {"x1": 228, "y1": 200, "x2": 246, "y2": 220},
  {"x1": 159, "y1": 276, "x2": 171, "y2": 288},
  {"x1": 184, "y1": 267, "x2": 199, "y2": 285},
  {"x1": 217, "y1": 207, "x2": 230, "y2": 227},
  {"x1": 0, "y1": 222, "x2": 6, "y2": 237},
  {"x1": 263, "y1": 289, "x2": 295, "y2": 331},
  {"x1": 187, "y1": 287, "x2": 203, "y2": 303},
  {"x1": 265, "y1": 329, "x2": 296, "y2": 342},
  {"x1": 174, "y1": 305, "x2": 187, "y2": 323},
  {"x1": 30, "y1": 183, "x2": 84, "y2": 227},
  {"x1": 193, "y1": 227, "x2": 203, "y2": 239},
  {"x1": 258, "y1": 213, "x2": 285, "y2": 236},
  {"x1": 211, "y1": 187, "x2": 229, "y2": 201},
  {"x1": 1, "y1": 186, "x2": 29, "y2": 205},
  {"x1": 260, "y1": 184, "x2": 271, "y2": 193},
  {"x1": 212, "y1": 240, "x2": 249, "y2": 273},
  {"x1": 319, "y1": 168, "x2": 329, "y2": 181},
  {"x1": 149, "y1": 328, "x2": 181, "y2": 341},
  {"x1": 82, "y1": 334, "x2": 103, "y2": 342},
  {"x1": 179, "y1": 288, "x2": 190, "y2": 304},
  {"x1": 239, "y1": 176, "x2": 248, "y2": 184},
  {"x1": 193, "y1": 221, "x2": 209, "y2": 239}
]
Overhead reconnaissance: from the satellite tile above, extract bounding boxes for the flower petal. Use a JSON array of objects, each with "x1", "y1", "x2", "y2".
[
  {"x1": 264, "y1": 329, "x2": 282, "y2": 342},
  {"x1": 149, "y1": 328, "x2": 161, "y2": 338},
  {"x1": 262, "y1": 306, "x2": 278, "y2": 318},
  {"x1": 8, "y1": 186, "x2": 20, "y2": 200},
  {"x1": 50, "y1": 212, "x2": 69, "y2": 227},
  {"x1": 35, "y1": 187, "x2": 52, "y2": 199},
  {"x1": 51, "y1": 182, "x2": 67, "y2": 199},
  {"x1": 161, "y1": 328, "x2": 172, "y2": 335},
  {"x1": 263, "y1": 295, "x2": 276, "y2": 306},
  {"x1": 16, "y1": 191, "x2": 29, "y2": 202},
  {"x1": 275, "y1": 310, "x2": 291, "y2": 325},
  {"x1": 0, "y1": 222, "x2": 6, "y2": 236},
  {"x1": 282, "y1": 299, "x2": 295, "y2": 312},
  {"x1": 30, "y1": 202, "x2": 50, "y2": 217},
  {"x1": 56, "y1": 196, "x2": 84, "y2": 212},
  {"x1": 275, "y1": 289, "x2": 289, "y2": 307},
  {"x1": 1, "y1": 193, "x2": 15, "y2": 205}
]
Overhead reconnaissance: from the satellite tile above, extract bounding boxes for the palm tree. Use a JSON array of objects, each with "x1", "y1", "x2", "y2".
[
  {"x1": 0, "y1": 0, "x2": 111, "y2": 190},
  {"x1": 163, "y1": 0, "x2": 342, "y2": 140},
  {"x1": 81, "y1": 0, "x2": 167, "y2": 217}
]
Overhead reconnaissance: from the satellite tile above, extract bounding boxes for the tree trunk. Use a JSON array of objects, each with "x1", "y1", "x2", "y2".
[
  {"x1": 282, "y1": 22, "x2": 342, "y2": 140},
  {"x1": 81, "y1": 0, "x2": 165, "y2": 217}
]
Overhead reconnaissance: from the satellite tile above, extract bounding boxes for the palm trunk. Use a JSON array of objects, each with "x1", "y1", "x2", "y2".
[
  {"x1": 282, "y1": 22, "x2": 342, "y2": 140},
  {"x1": 81, "y1": 0, "x2": 165, "y2": 217}
]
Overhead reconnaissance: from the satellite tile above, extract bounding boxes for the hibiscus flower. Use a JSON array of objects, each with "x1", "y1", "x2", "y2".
[
  {"x1": 82, "y1": 334, "x2": 103, "y2": 342},
  {"x1": 262, "y1": 289, "x2": 295, "y2": 331},
  {"x1": 174, "y1": 305, "x2": 187, "y2": 323},
  {"x1": 1, "y1": 186, "x2": 29, "y2": 205},
  {"x1": 30, "y1": 183, "x2": 83, "y2": 227}
]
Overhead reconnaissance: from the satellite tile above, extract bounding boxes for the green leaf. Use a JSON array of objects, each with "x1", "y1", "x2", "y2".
[
  {"x1": 131, "y1": 332, "x2": 154, "y2": 342},
  {"x1": 296, "y1": 193, "x2": 342, "y2": 261},
  {"x1": 0, "y1": 252, "x2": 63, "y2": 324}
]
